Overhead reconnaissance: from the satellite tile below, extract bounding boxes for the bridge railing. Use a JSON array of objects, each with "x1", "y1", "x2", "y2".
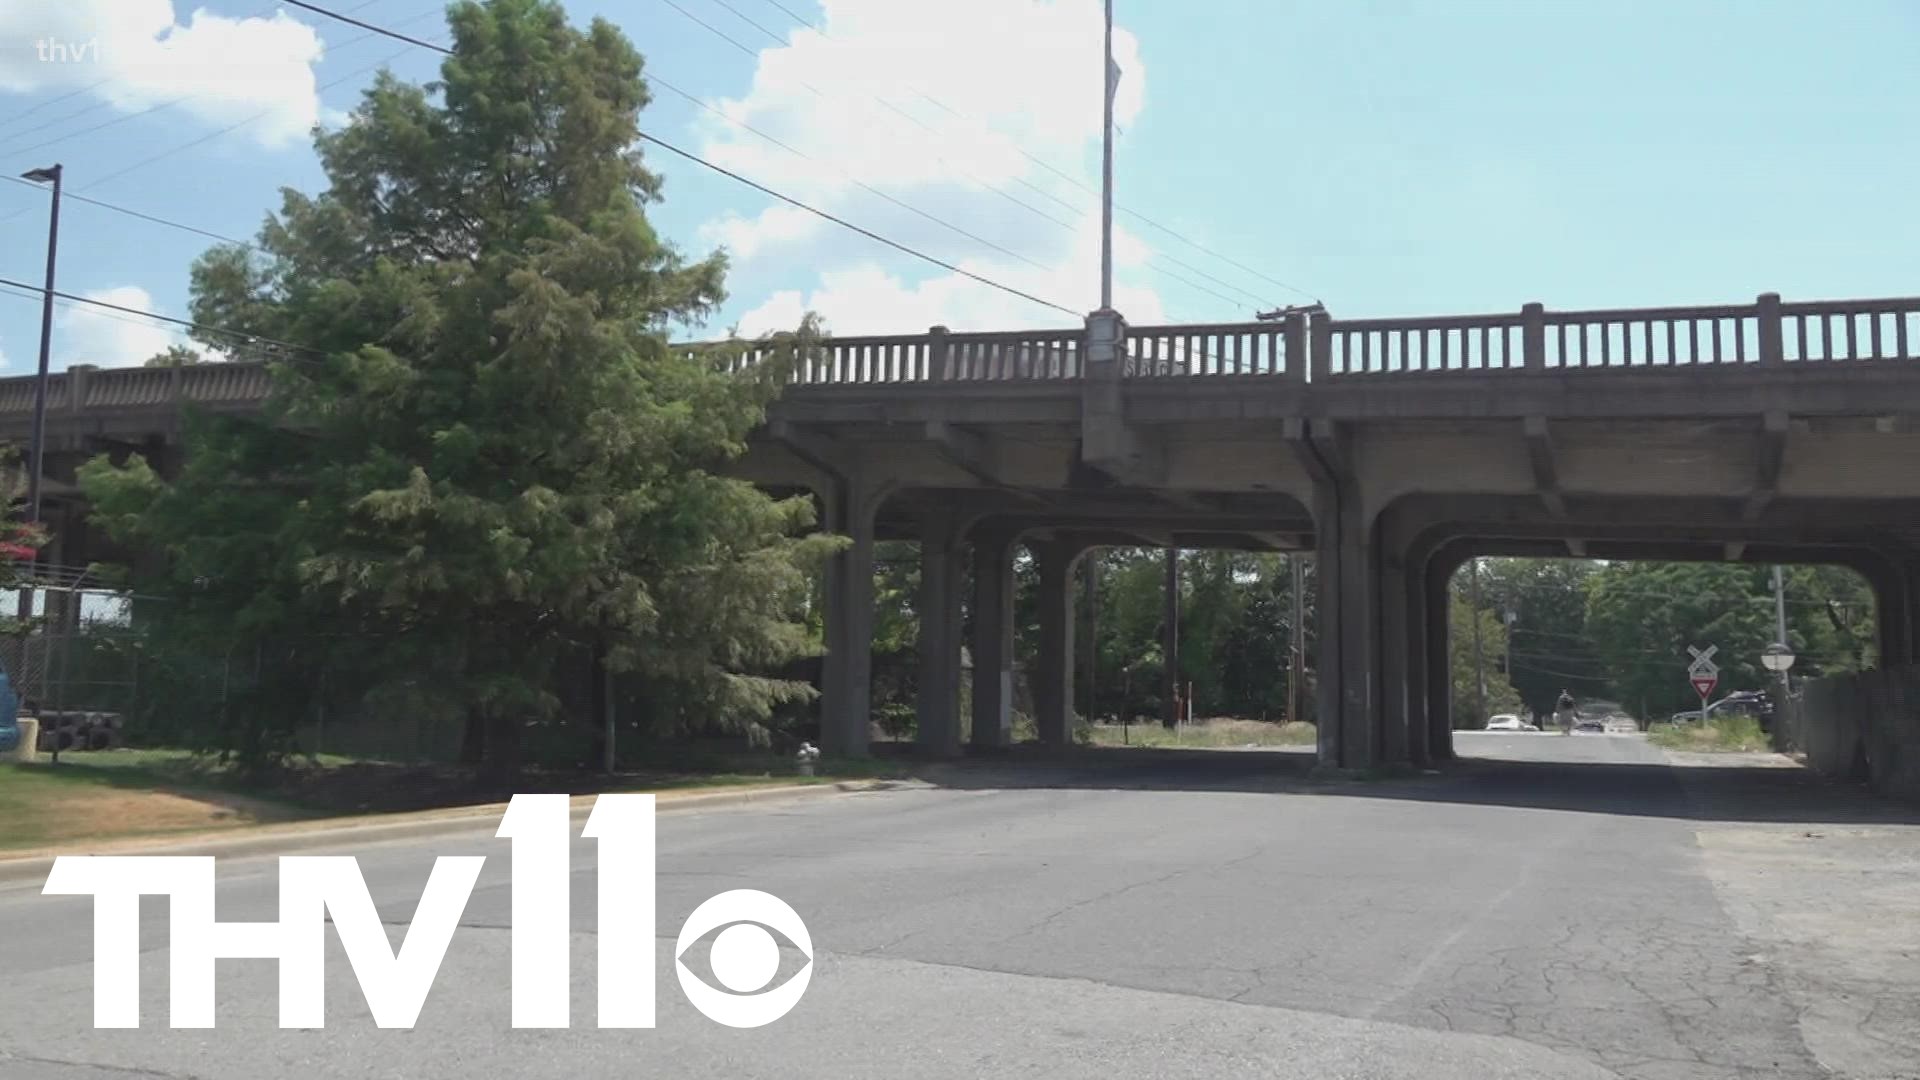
[
  {"x1": 1314, "y1": 294, "x2": 1920, "y2": 377},
  {"x1": 1781, "y1": 297, "x2": 1918, "y2": 362},
  {"x1": 704, "y1": 327, "x2": 1084, "y2": 384},
  {"x1": 1321, "y1": 311, "x2": 1526, "y2": 376},
  {"x1": 1124, "y1": 320, "x2": 1296, "y2": 378},
  {"x1": 5, "y1": 295, "x2": 1918, "y2": 422}
]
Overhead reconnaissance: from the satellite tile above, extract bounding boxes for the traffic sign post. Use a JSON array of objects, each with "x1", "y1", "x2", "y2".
[{"x1": 1686, "y1": 645, "x2": 1719, "y2": 723}]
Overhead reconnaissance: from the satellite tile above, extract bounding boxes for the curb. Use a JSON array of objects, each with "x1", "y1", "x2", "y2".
[{"x1": 0, "y1": 779, "x2": 899, "y2": 890}]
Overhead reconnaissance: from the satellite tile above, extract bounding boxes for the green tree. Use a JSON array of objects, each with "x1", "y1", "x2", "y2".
[
  {"x1": 1583, "y1": 562, "x2": 1780, "y2": 721},
  {"x1": 143, "y1": 345, "x2": 203, "y2": 368},
  {"x1": 1448, "y1": 591, "x2": 1522, "y2": 726},
  {"x1": 82, "y1": 0, "x2": 835, "y2": 772},
  {"x1": 1475, "y1": 558, "x2": 1607, "y2": 715},
  {"x1": 1783, "y1": 564, "x2": 1877, "y2": 678}
]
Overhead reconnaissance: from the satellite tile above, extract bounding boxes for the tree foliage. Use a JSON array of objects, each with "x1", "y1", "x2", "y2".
[
  {"x1": 143, "y1": 345, "x2": 203, "y2": 368},
  {"x1": 81, "y1": 0, "x2": 835, "y2": 770}
]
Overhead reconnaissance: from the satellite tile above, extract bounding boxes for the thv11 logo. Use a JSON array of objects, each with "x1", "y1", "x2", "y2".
[{"x1": 42, "y1": 794, "x2": 812, "y2": 1030}]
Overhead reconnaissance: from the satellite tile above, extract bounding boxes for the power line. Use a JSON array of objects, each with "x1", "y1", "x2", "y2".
[
  {"x1": 1, "y1": 175, "x2": 257, "y2": 250},
  {"x1": 0, "y1": 275, "x2": 326, "y2": 359},
  {"x1": 672, "y1": 0, "x2": 1082, "y2": 234},
  {"x1": 274, "y1": 0, "x2": 1081, "y2": 318},
  {"x1": 1, "y1": 82, "x2": 108, "y2": 132},
  {"x1": 82, "y1": 37, "x2": 425, "y2": 194},
  {"x1": 1461, "y1": 576, "x2": 1862, "y2": 609},
  {"x1": 647, "y1": 75, "x2": 1059, "y2": 277},
  {"x1": 0, "y1": 9, "x2": 441, "y2": 233},
  {"x1": 280, "y1": 0, "x2": 448, "y2": 53},
  {"x1": 751, "y1": 0, "x2": 1322, "y2": 307},
  {"x1": 676, "y1": 0, "x2": 1267, "y2": 317},
  {"x1": 0, "y1": 0, "x2": 396, "y2": 148},
  {"x1": 638, "y1": 135, "x2": 1076, "y2": 315}
]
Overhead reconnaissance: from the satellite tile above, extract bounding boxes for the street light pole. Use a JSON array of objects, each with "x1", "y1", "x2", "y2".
[
  {"x1": 22, "y1": 164, "x2": 63, "y2": 528},
  {"x1": 1469, "y1": 557, "x2": 1486, "y2": 725}
]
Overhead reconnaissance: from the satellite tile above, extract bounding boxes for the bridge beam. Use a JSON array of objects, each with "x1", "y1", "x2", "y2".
[
  {"x1": 767, "y1": 419, "x2": 844, "y2": 481},
  {"x1": 1523, "y1": 416, "x2": 1568, "y2": 518},
  {"x1": 1743, "y1": 411, "x2": 1790, "y2": 522}
]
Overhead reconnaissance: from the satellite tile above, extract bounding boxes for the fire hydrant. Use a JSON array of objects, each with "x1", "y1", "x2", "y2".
[{"x1": 795, "y1": 742, "x2": 820, "y2": 777}]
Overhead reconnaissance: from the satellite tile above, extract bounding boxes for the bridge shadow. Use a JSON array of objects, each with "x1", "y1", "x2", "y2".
[{"x1": 897, "y1": 742, "x2": 1920, "y2": 826}]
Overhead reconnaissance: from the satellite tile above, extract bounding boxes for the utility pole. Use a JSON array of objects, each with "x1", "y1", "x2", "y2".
[
  {"x1": 1288, "y1": 552, "x2": 1305, "y2": 725},
  {"x1": 1772, "y1": 564, "x2": 1790, "y2": 695},
  {"x1": 1099, "y1": 0, "x2": 1116, "y2": 311},
  {"x1": 1470, "y1": 557, "x2": 1486, "y2": 724},
  {"x1": 1161, "y1": 547, "x2": 1179, "y2": 728},
  {"x1": 1772, "y1": 564, "x2": 1789, "y2": 649}
]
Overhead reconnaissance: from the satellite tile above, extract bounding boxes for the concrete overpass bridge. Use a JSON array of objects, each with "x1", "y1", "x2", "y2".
[{"x1": 4, "y1": 291, "x2": 1919, "y2": 770}]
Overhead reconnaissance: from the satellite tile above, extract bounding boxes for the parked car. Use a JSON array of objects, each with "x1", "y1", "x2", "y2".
[
  {"x1": 1571, "y1": 717, "x2": 1607, "y2": 734},
  {"x1": 1671, "y1": 692, "x2": 1772, "y2": 727},
  {"x1": 1484, "y1": 714, "x2": 1540, "y2": 732}
]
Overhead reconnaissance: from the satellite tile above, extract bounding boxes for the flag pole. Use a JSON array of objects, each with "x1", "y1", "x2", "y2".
[{"x1": 1099, "y1": 0, "x2": 1115, "y2": 311}]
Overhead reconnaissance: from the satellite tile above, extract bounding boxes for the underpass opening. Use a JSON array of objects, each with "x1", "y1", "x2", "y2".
[{"x1": 1437, "y1": 552, "x2": 1903, "y2": 795}]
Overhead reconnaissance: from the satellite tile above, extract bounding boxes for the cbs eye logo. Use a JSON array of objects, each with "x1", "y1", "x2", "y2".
[{"x1": 674, "y1": 890, "x2": 814, "y2": 1028}]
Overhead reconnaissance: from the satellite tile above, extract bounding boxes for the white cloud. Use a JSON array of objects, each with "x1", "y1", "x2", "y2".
[
  {"x1": 0, "y1": 0, "x2": 326, "y2": 147},
  {"x1": 693, "y1": 0, "x2": 1168, "y2": 334},
  {"x1": 735, "y1": 221, "x2": 1167, "y2": 336},
  {"x1": 58, "y1": 286, "x2": 186, "y2": 368}
]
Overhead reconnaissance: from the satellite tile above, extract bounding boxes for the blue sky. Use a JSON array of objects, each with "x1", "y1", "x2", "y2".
[{"x1": 0, "y1": 0, "x2": 1916, "y2": 370}]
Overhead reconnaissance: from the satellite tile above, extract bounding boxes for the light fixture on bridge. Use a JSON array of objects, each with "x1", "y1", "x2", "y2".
[{"x1": 1760, "y1": 642, "x2": 1796, "y2": 674}]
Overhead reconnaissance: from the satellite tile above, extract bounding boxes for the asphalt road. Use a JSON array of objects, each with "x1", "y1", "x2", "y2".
[{"x1": 1, "y1": 733, "x2": 1913, "y2": 1079}]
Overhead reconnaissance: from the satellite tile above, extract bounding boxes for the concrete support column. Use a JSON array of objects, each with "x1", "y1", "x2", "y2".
[
  {"x1": 1304, "y1": 429, "x2": 1384, "y2": 770},
  {"x1": 1377, "y1": 544, "x2": 1415, "y2": 767},
  {"x1": 914, "y1": 513, "x2": 965, "y2": 756},
  {"x1": 1033, "y1": 540, "x2": 1083, "y2": 747},
  {"x1": 1885, "y1": 551, "x2": 1920, "y2": 668},
  {"x1": 1401, "y1": 547, "x2": 1431, "y2": 769},
  {"x1": 1424, "y1": 554, "x2": 1457, "y2": 761},
  {"x1": 1310, "y1": 494, "x2": 1342, "y2": 766},
  {"x1": 819, "y1": 478, "x2": 883, "y2": 758},
  {"x1": 970, "y1": 529, "x2": 1018, "y2": 749}
]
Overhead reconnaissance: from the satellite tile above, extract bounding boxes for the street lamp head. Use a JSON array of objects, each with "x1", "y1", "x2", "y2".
[
  {"x1": 21, "y1": 165, "x2": 61, "y2": 184},
  {"x1": 1760, "y1": 642, "x2": 1796, "y2": 673}
]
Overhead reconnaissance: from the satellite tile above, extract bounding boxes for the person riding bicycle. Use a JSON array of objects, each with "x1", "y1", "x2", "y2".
[{"x1": 1554, "y1": 689, "x2": 1577, "y2": 729}]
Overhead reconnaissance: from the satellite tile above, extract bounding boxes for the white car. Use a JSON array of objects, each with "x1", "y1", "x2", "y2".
[{"x1": 1484, "y1": 714, "x2": 1540, "y2": 732}]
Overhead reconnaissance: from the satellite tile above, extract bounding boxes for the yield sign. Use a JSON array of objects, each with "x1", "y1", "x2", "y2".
[{"x1": 1690, "y1": 671, "x2": 1719, "y2": 698}]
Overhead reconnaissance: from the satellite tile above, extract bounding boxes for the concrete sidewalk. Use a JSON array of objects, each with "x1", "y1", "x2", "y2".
[{"x1": 0, "y1": 778, "x2": 907, "y2": 887}]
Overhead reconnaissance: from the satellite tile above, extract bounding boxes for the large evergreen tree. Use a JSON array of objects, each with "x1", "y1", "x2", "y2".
[{"x1": 82, "y1": 0, "x2": 834, "y2": 771}]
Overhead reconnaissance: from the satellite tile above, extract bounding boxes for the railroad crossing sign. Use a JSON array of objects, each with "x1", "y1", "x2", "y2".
[{"x1": 1687, "y1": 644, "x2": 1719, "y2": 699}]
